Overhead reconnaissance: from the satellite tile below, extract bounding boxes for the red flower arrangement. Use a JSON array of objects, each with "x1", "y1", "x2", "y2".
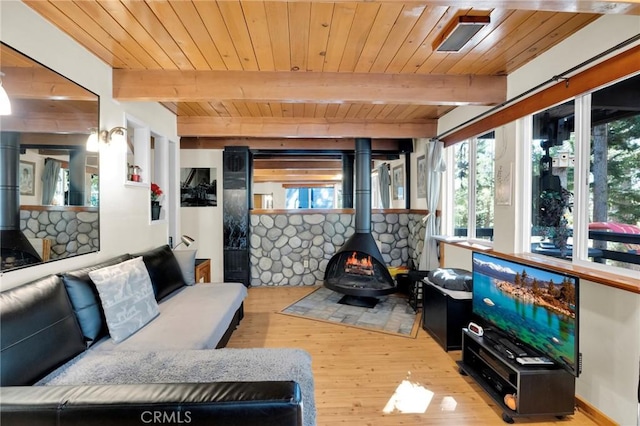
[{"x1": 150, "y1": 183, "x2": 163, "y2": 202}]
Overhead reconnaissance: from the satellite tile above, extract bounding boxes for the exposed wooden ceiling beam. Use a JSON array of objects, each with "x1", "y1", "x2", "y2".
[
  {"x1": 254, "y1": 174, "x2": 341, "y2": 183},
  {"x1": 181, "y1": 137, "x2": 406, "y2": 150},
  {"x1": 114, "y1": 70, "x2": 506, "y2": 106},
  {"x1": 1, "y1": 113, "x2": 96, "y2": 134},
  {"x1": 255, "y1": 168, "x2": 341, "y2": 176},
  {"x1": 254, "y1": 159, "x2": 342, "y2": 170},
  {"x1": 2, "y1": 67, "x2": 98, "y2": 101},
  {"x1": 280, "y1": 183, "x2": 339, "y2": 188},
  {"x1": 181, "y1": 137, "x2": 409, "y2": 152},
  {"x1": 19, "y1": 133, "x2": 88, "y2": 146},
  {"x1": 178, "y1": 117, "x2": 435, "y2": 138},
  {"x1": 256, "y1": 154, "x2": 340, "y2": 159}
]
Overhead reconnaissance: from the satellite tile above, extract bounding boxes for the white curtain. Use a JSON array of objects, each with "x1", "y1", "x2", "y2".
[
  {"x1": 41, "y1": 158, "x2": 61, "y2": 205},
  {"x1": 419, "y1": 139, "x2": 446, "y2": 271},
  {"x1": 377, "y1": 163, "x2": 390, "y2": 209}
]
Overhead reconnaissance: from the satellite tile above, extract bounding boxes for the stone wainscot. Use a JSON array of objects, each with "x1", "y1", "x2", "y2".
[
  {"x1": 250, "y1": 209, "x2": 427, "y2": 287},
  {"x1": 20, "y1": 206, "x2": 99, "y2": 260}
]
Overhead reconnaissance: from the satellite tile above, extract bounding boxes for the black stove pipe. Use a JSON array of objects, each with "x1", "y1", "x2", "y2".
[
  {"x1": 354, "y1": 137, "x2": 371, "y2": 234},
  {"x1": 1, "y1": 132, "x2": 42, "y2": 269},
  {"x1": 0, "y1": 132, "x2": 21, "y2": 232}
]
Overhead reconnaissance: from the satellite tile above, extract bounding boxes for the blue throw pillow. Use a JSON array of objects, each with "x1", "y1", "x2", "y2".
[{"x1": 60, "y1": 254, "x2": 132, "y2": 346}]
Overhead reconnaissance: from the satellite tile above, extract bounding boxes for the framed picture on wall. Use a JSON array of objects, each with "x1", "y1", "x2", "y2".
[
  {"x1": 19, "y1": 161, "x2": 35, "y2": 196},
  {"x1": 392, "y1": 164, "x2": 404, "y2": 200},
  {"x1": 180, "y1": 167, "x2": 217, "y2": 207},
  {"x1": 417, "y1": 155, "x2": 426, "y2": 198}
]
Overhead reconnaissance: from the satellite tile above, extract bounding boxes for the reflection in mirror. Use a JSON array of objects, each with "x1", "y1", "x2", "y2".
[{"x1": 0, "y1": 43, "x2": 100, "y2": 272}]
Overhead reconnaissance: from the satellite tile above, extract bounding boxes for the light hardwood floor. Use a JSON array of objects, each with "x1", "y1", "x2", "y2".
[{"x1": 226, "y1": 286, "x2": 599, "y2": 426}]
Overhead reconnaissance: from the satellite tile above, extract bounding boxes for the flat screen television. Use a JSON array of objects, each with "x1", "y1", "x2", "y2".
[{"x1": 471, "y1": 252, "x2": 580, "y2": 376}]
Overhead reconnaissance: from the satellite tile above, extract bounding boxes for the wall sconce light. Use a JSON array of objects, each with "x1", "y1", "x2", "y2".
[
  {"x1": 433, "y1": 15, "x2": 491, "y2": 52},
  {"x1": 86, "y1": 126, "x2": 127, "y2": 152},
  {"x1": 0, "y1": 72, "x2": 12, "y2": 116}
]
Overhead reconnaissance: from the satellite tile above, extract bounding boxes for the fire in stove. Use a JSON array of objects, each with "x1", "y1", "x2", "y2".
[{"x1": 344, "y1": 252, "x2": 374, "y2": 276}]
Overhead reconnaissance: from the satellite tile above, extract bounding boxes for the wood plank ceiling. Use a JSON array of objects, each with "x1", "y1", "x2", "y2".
[{"x1": 11, "y1": 1, "x2": 640, "y2": 183}]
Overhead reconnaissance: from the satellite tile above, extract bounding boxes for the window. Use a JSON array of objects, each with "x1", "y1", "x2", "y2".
[
  {"x1": 450, "y1": 132, "x2": 495, "y2": 241},
  {"x1": 453, "y1": 141, "x2": 469, "y2": 236},
  {"x1": 51, "y1": 168, "x2": 98, "y2": 207},
  {"x1": 52, "y1": 168, "x2": 68, "y2": 206},
  {"x1": 89, "y1": 174, "x2": 99, "y2": 206},
  {"x1": 530, "y1": 101, "x2": 575, "y2": 255},
  {"x1": 474, "y1": 134, "x2": 495, "y2": 240},
  {"x1": 371, "y1": 171, "x2": 380, "y2": 209},
  {"x1": 526, "y1": 75, "x2": 640, "y2": 275},
  {"x1": 285, "y1": 186, "x2": 336, "y2": 209},
  {"x1": 584, "y1": 75, "x2": 640, "y2": 272}
]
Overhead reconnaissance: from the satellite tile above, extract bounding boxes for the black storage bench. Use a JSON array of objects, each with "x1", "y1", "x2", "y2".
[{"x1": 421, "y1": 268, "x2": 473, "y2": 352}]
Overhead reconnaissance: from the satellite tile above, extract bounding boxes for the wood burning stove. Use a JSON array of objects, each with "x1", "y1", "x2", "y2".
[{"x1": 324, "y1": 138, "x2": 395, "y2": 307}]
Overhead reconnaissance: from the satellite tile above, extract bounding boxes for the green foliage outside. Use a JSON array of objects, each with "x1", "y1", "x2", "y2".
[
  {"x1": 451, "y1": 112, "x2": 638, "y2": 266},
  {"x1": 599, "y1": 115, "x2": 640, "y2": 226},
  {"x1": 454, "y1": 137, "x2": 495, "y2": 236},
  {"x1": 454, "y1": 142, "x2": 469, "y2": 230}
]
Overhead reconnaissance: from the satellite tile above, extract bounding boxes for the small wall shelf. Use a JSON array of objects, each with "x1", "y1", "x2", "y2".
[
  {"x1": 124, "y1": 115, "x2": 150, "y2": 185},
  {"x1": 122, "y1": 114, "x2": 171, "y2": 225},
  {"x1": 124, "y1": 181, "x2": 148, "y2": 189}
]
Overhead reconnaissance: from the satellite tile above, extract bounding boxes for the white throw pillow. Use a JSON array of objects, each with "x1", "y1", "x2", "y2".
[
  {"x1": 89, "y1": 256, "x2": 160, "y2": 343},
  {"x1": 173, "y1": 249, "x2": 197, "y2": 285}
]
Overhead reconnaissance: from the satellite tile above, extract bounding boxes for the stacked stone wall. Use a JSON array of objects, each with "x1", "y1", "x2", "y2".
[
  {"x1": 20, "y1": 209, "x2": 99, "y2": 259},
  {"x1": 250, "y1": 211, "x2": 426, "y2": 287}
]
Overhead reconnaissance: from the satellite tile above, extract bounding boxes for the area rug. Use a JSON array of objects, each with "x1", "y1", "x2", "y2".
[
  {"x1": 38, "y1": 348, "x2": 316, "y2": 426},
  {"x1": 280, "y1": 286, "x2": 420, "y2": 338}
]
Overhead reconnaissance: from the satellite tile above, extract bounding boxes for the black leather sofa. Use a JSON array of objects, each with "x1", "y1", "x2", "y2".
[
  {"x1": 0, "y1": 247, "x2": 304, "y2": 426},
  {"x1": 1, "y1": 382, "x2": 302, "y2": 426}
]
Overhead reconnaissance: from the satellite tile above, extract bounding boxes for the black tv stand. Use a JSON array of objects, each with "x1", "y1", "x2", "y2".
[
  {"x1": 458, "y1": 329, "x2": 575, "y2": 423},
  {"x1": 482, "y1": 329, "x2": 528, "y2": 358}
]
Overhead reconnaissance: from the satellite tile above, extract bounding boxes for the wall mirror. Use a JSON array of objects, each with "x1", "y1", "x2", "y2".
[{"x1": 0, "y1": 42, "x2": 100, "y2": 272}]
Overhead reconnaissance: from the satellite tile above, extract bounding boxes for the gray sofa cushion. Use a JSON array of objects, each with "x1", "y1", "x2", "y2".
[
  {"x1": 91, "y1": 283, "x2": 247, "y2": 352},
  {"x1": 134, "y1": 245, "x2": 186, "y2": 301},
  {"x1": 0, "y1": 275, "x2": 86, "y2": 386},
  {"x1": 60, "y1": 254, "x2": 132, "y2": 345},
  {"x1": 173, "y1": 249, "x2": 197, "y2": 285}
]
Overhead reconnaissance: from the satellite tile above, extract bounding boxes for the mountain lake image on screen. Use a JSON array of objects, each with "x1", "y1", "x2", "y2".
[{"x1": 471, "y1": 252, "x2": 579, "y2": 376}]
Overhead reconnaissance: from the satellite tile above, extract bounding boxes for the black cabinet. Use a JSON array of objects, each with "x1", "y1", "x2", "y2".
[
  {"x1": 458, "y1": 329, "x2": 575, "y2": 423},
  {"x1": 222, "y1": 147, "x2": 251, "y2": 287},
  {"x1": 421, "y1": 280, "x2": 471, "y2": 351}
]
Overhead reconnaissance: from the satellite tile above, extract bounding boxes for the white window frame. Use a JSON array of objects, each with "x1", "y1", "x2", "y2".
[
  {"x1": 443, "y1": 136, "x2": 494, "y2": 248},
  {"x1": 441, "y1": 147, "x2": 455, "y2": 237},
  {"x1": 573, "y1": 92, "x2": 637, "y2": 279},
  {"x1": 572, "y1": 94, "x2": 591, "y2": 267},
  {"x1": 519, "y1": 89, "x2": 638, "y2": 279},
  {"x1": 515, "y1": 116, "x2": 533, "y2": 253}
]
